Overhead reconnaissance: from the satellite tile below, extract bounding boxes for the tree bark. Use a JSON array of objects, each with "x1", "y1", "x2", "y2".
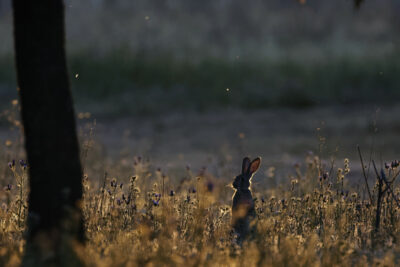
[{"x1": 12, "y1": 1, "x2": 84, "y2": 266}]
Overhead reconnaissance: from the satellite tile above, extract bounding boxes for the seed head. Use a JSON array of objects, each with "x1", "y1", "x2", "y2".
[
  {"x1": 8, "y1": 160, "x2": 15, "y2": 169},
  {"x1": 391, "y1": 160, "x2": 399, "y2": 168},
  {"x1": 189, "y1": 187, "x2": 196, "y2": 194}
]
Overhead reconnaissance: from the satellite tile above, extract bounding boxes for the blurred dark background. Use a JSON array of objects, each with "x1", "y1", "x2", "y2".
[
  {"x1": 0, "y1": 0, "x2": 399, "y2": 115},
  {"x1": 0, "y1": 0, "x2": 399, "y2": 179}
]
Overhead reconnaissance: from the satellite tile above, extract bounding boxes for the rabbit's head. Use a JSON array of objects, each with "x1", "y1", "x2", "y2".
[{"x1": 232, "y1": 157, "x2": 261, "y2": 190}]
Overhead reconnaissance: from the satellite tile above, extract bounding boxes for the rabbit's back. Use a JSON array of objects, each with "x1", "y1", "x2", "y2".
[{"x1": 232, "y1": 189, "x2": 254, "y2": 214}]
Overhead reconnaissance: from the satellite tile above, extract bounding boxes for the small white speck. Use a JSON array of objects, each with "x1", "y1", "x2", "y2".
[
  {"x1": 226, "y1": 88, "x2": 230, "y2": 92},
  {"x1": 75, "y1": 74, "x2": 79, "y2": 78}
]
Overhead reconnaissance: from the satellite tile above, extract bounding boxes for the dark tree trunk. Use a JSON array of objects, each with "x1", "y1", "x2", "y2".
[{"x1": 12, "y1": 1, "x2": 84, "y2": 266}]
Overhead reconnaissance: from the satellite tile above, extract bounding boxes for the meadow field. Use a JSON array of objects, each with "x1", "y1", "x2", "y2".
[
  {"x1": 1, "y1": 1, "x2": 400, "y2": 266},
  {"x1": 1, "y1": 102, "x2": 400, "y2": 266}
]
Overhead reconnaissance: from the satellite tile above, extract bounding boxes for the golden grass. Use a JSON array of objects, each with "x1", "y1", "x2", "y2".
[{"x1": 1, "y1": 106, "x2": 400, "y2": 266}]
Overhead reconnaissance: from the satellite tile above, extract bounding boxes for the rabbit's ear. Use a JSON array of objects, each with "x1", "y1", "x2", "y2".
[
  {"x1": 242, "y1": 157, "x2": 251, "y2": 174},
  {"x1": 249, "y1": 157, "x2": 261, "y2": 175}
]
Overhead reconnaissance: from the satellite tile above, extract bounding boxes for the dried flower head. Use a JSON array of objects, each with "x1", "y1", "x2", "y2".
[{"x1": 391, "y1": 160, "x2": 399, "y2": 169}]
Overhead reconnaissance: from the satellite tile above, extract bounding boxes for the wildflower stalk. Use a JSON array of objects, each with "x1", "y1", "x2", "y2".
[
  {"x1": 372, "y1": 161, "x2": 387, "y2": 234},
  {"x1": 357, "y1": 146, "x2": 373, "y2": 204},
  {"x1": 162, "y1": 174, "x2": 165, "y2": 201},
  {"x1": 381, "y1": 170, "x2": 400, "y2": 207},
  {"x1": 81, "y1": 119, "x2": 96, "y2": 174},
  {"x1": 18, "y1": 171, "x2": 24, "y2": 227},
  {"x1": 98, "y1": 172, "x2": 107, "y2": 215},
  {"x1": 10, "y1": 162, "x2": 25, "y2": 228},
  {"x1": 375, "y1": 173, "x2": 383, "y2": 233}
]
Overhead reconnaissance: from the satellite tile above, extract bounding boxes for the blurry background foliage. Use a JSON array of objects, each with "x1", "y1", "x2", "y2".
[{"x1": 0, "y1": 0, "x2": 399, "y2": 116}]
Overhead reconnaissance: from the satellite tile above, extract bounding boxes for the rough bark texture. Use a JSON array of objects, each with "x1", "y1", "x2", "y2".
[{"x1": 12, "y1": 1, "x2": 84, "y2": 266}]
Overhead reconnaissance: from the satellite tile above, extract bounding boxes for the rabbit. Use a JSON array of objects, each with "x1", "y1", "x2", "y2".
[{"x1": 232, "y1": 157, "x2": 261, "y2": 244}]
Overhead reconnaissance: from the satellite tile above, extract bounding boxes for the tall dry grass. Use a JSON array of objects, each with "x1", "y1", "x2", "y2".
[{"x1": 1, "y1": 104, "x2": 400, "y2": 266}]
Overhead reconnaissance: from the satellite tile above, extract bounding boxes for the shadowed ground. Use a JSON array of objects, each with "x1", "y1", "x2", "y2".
[
  {"x1": 2, "y1": 105, "x2": 398, "y2": 184},
  {"x1": 49, "y1": 104, "x2": 398, "y2": 189}
]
